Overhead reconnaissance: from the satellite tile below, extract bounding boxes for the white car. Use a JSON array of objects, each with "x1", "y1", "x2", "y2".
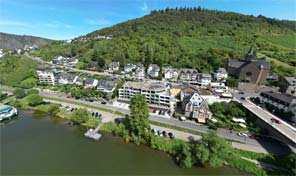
[{"x1": 237, "y1": 132, "x2": 248, "y2": 138}]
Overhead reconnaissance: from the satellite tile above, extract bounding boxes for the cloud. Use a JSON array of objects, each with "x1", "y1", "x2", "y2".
[
  {"x1": 141, "y1": 2, "x2": 148, "y2": 12},
  {"x1": 43, "y1": 21, "x2": 73, "y2": 29},
  {"x1": 0, "y1": 20, "x2": 30, "y2": 27},
  {"x1": 86, "y1": 18, "x2": 111, "y2": 26}
]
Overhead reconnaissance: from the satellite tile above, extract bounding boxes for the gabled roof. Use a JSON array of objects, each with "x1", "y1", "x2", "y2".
[
  {"x1": 179, "y1": 68, "x2": 198, "y2": 74},
  {"x1": 149, "y1": 64, "x2": 160, "y2": 70},
  {"x1": 261, "y1": 91, "x2": 295, "y2": 104},
  {"x1": 85, "y1": 78, "x2": 95, "y2": 84},
  {"x1": 109, "y1": 62, "x2": 120, "y2": 67},
  {"x1": 228, "y1": 59, "x2": 245, "y2": 68}
]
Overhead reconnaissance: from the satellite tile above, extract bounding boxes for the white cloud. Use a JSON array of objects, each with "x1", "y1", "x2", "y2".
[
  {"x1": 86, "y1": 18, "x2": 111, "y2": 26},
  {"x1": 141, "y1": 2, "x2": 148, "y2": 12},
  {"x1": 0, "y1": 20, "x2": 30, "y2": 27}
]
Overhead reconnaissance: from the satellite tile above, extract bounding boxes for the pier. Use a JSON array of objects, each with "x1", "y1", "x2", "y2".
[{"x1": 84, "y1": 122, "x2": 104, "y2": 141}]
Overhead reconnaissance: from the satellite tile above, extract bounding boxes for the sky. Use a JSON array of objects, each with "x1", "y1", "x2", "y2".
[{"x1": 0, "y1": 0, "x2": 295, "y2": 40}]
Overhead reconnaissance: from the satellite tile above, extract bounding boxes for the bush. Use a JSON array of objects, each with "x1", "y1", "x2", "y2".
[
  {"x1": 13, "y1": 88, "x2": 26, "y2": 99},
  {"x1": 48, "y1": 104, "x2": 60, "y2": 116},
  {"x1": 27, "y1": 94, "x2": 43, "y2": 106},
  {"x1": 70, "y1": 109, "x2": 90, "y2": 124},
  {"x1": 27, "y1": 89, "x2": 39, "y2": 95}
]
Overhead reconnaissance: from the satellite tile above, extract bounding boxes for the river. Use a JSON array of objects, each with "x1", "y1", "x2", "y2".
[{"x1": 1, "y1": 109, "x2": 248, "y2": 175}]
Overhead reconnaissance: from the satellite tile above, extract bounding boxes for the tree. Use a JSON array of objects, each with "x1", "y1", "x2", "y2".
[
  {"x1": 48, "y1": 104, "x2": 60, "y2": 116},
  {"x1": 27, "y1": 94, "x2": 43, "y2": 106},
  {"x1": 125, "y1": 94, "x2": 150, "y2": 144},
  {"x1": 13, "y1": 88, "x2": 26, "y2": 99},
  {"x1": 27, "y1": 89, "x2": 39, "y2": 95},
  {"x1": 194, "y1": 144, "x2": 210, "y2": 165},
  {"x1": 175, "y1": 142, "x2": 193, "y2": 168},
  {"x1": 71, "y1": 108, "x2": 90, "y2": 124},
  {"x1": 226, "y1": 76, "x2": 239, "y2": 88}
]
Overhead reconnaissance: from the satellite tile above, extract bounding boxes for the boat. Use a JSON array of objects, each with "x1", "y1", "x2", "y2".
[{"x1": 0, "y1": 103, "x2": 18, "y2": 121}]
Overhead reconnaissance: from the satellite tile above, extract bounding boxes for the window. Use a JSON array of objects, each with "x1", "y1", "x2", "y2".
[{"x1": 246, "y1": 72, "x2": 252, "y2": 76}]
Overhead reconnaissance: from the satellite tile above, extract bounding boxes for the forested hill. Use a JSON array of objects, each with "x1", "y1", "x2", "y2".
[
  {"x1": 35, "y1": 8, "x2": 296, "y2": 76},
  {"x1": 0, "y1": 32, "x2": 52, "y2": 50}
]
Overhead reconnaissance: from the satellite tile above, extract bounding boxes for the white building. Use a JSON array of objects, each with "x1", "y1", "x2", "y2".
[
  {"x1": 162, "y1": 67, "x2": 179, "y2": 81},
  {"x1": 97, "y1": 80, "x2": 118, "y2": 94},
  {"x1": 147, "y1": 64, "x2": 160, "y2": 78},
  {"x1": 73, "y1": 76, "x2": 84, "y2": 86},
  {"x1": 197, "y1": 73, "x2": 211, "y2": 88},
  {"x1": 52, "y1": 56, "x2": 78, "y2": 66},
  {"x1": 124, "y1": 63, "x2": 136, "y2": 73},
  {"x1": 84, "y1": 78, "x2": 98, "y2": 88},
  {"x1": 260, "y1": 91, "x2": 296, "y2": 122},
  {"x1": 179, "y1": 69, "x2": 198, "y2": 81},
  {"x1": 214, "y1": 68, "x2": 228, "y2": 82},
  {"x1": 36, "y1": 69, "x2": 57, "y2": 85},
  {"x1": 118, "y1": 81, "x2": 176, "y2": 111},
  {"x1": 108, "y1": 62, "x2": 120, "y2": 72},
  {"x1": 135, "y1": 63, "x2": 145, "y2": 78},
  {"x1": 57, "y1": 72, "x2": 75, "y2": 85}
]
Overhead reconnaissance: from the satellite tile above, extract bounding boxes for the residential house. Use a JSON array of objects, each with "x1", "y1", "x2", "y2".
[
  {"x1": 135, "y1": 63, "x2": 145, "y2": 78},
  {"x1": 52, "y1": 56, "x2": 78, "y2": 66},
  {"x1": 260, "y1": 91, "x2": 296, "y2": 122},
  {"x1": 266, "y1": 73, "x2": 279, "y2": 82},
  {"x1": 278, "y1": 77, "x2": 296, "y2": 96},
  {"x1": 73, "y1": 76, "x2": 84, "y2": 86},
  {"x1": 118, "y1": 81, "x2": 176, "y2": 111},
  {"x1": 227, "y1": 47, "x2": 270, "y2": 84},
  {"x1": 147, "y1": 64, "x2": 160, "y2": 78},
  {"x1": 179, "y1": 69, "x2": 198, "y2": 81},
  {"x1": 97, "y1": 80, "x2": 118, "y2": 96},
  {"x1": 162, "y1": 67, "x2": 179, "y2": 81},
  {"x1": 183, "y1": 93, "x2": 212, "y2": 123},
  {"x1": 36, "y1": 68, "x2": 57, "y2": 85},
  {"x1": 108, "y1": 62, "x2": 120, "y2": 72},
  {"x1": 124, "y1": 63, "x2": 136, "y2": 73},
  {"x1": 57, "y1": 72, "x2": 75, "y2": 85},
  {"x1": 197, "y1": 73, "x2": 212, "y2": 88},
  {"x1": 84, "y1": 78, "x2": 98, "y2": 88},
  {"x1": 214, "y1": 68, "x2": 228, "y2": 82}
]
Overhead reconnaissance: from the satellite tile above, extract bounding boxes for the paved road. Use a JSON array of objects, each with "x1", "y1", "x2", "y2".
[{"x1": 233, "y1": 93, "x2": 296, "y2": 145}]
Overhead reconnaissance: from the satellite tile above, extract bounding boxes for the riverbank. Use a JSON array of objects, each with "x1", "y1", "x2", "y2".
[{"x1": 2, "y1": 94, "x2": 295, "y2": 176}]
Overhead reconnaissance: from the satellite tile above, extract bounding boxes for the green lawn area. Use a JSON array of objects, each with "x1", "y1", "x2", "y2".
[{"x1": 262, "y1": 34, "x2": 296, "y2": 49}]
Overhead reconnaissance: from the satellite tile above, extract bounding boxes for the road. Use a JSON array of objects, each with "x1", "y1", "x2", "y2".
[
  {"x1": 233, "y1": 93, "x2": 296, "y2": 145},
  {"x1": 1, "y1": 85, "x2": 292, "y2": 155},
  {"x1": 25, "y1": 53, "x2": 114, "y2": 77}
]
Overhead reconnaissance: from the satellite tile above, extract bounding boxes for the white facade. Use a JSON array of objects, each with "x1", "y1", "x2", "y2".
[
  {"x1": 197, "y1": 74, "x2": 212, "y2": 88},
  {"x1": 118, "y1": 81, "x2": 176, "y2": 110},
  {"x1": 36, "y1": 70, "x2": 56, "y2": 85},
  {"x1": 147, "y1": 64, "x2": 160, "y2": 78},
  {"x1": 214, "y1": 68, "x2": 228, "y2": 81},
  {"x1": 179, "y1": 69, "x2": 198, "y2": 81},
  {"x1": 108, "y1": 62, "x2": 120, "y2": 72},
  {"x1": 162, "y1": 67, "x2": 179, "y2": 81},
  {"x1": 124, "y1": 63, "x2": 136, "y2": 73}
]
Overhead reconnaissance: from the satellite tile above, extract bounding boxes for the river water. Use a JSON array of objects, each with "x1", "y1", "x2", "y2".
[{"x1": 1, "y1": 109, "x2": 248, "y2": 175}]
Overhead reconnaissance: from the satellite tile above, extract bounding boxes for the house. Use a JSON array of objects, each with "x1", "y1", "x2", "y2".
[
  {"x1": 260, "y1": 91, "x2": 296, "y2": 122},
  {"x1": 97, "y1": 80, "x2": 118, "y2": 95},
  {"x1": 179, "y1": 69, "x2": 198, "y2": 81},
  {"x1": 278, "y1": 77, "x2": 296, "y2": 96},
  {"x1": 162, "y1": 67, "x2": 179, "y2": 81},
  {"x1": 197, "y1": 73, "x2": 211, "y2": 88},
  {"x1": 180, "y1": 86, "x2": 199, "y2": 101},
  {"x1": 73, "y1": 76, "x2": 84, "y2": 86},
  {"x1": 135, "y1": 63, "x2": 145, "y2": 78},
  {"x1": 36, "y1": 68, "x2": 57, "y2": 85},
  {"x1": 57, "y1": 72, "x2": 75, "y2": 85},
  {"x1": 124, "y1": 63, "x2": 136, "y2": 73},
  {"x1": 183, "y1": 93, "x2": 212, "y2": 123},
  {"x1": 118, "y1": 81, "x2": 176, "y2": 111},
  {"x1": 108, "y1": 62, "x2": 120, "y2": 72},
  {"x1": 147, "y1": 64, "x2": 160, "y2": 78},
  {"x1": 52, "y1": 56, "x2": 78, "y2": 66},
  {"x1": 214, "y1": 68, "x2": 228, "y2": 82},
  {"x1": 84, "y1": 78, "x2": 98, "y2": 88},
  {"x1": 227, "y1": 47, "x2": 270, "y2": 84}
]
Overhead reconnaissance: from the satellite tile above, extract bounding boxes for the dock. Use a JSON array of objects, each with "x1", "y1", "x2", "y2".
[{"x1": 84, "y1": 122, "x2": 104, "y2": 141}]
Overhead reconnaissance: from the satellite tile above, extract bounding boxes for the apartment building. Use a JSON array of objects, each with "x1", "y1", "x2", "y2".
[{"x1": 36, "y1": 68, "x2": 57, "y2": 85}]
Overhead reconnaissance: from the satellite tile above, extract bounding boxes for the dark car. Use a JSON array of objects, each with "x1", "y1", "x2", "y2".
[
  {"x1": 238, "y1": 92, "x2": 244, "y2": 94},
  {"x1": 70, "y1": 108, "x2": 74, "y2": 112},
  {"x1": 91, "y1": 112, "x2": 95, "y2": 116},
  {"x1": 101, "y1": 101, "x2": 107, "y2": 104},
  {"x1": 168, "y1": 132, "x2": 175, "y2": 139},
  {"x1": 271, "y1": 118, "x2": 282, "y2": 124},
  {"x1": 95, "y1": 112, "x2": 99, "y2": 117},
  {"x1": 158, "y1": 110, "x2": 162, "y2": 115},
  {"x1": 240, "y1": 97, "x2": 246, "y2": 100},
  {"x1": 162, "y1": 131, "x2": 167, "y2": 137}
]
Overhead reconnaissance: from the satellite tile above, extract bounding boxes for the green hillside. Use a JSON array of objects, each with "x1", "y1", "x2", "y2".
[{"x1": 34, "y1": 7, "x2": 296, "y2": 76}]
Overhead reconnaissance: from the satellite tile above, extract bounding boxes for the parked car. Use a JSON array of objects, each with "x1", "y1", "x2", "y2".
[
  {"x1": 168, "y1": 132, "x2": 175, "y2": 139},
  {"x1": 271, "y1": 118, "x2": 282, "y2": 124},
  {"x1": 157, "y1": 130, "x2": 163, "y2": 137},
  {"x1": 66, "y1": 96, "x2": 71, "y2": 99},
  {"x1": 101, "y1": 101, "x2": 106, "y2": 104},
  {"x1": 152, "y1": 109, "x2": 157, "y2": 113},
  {"x1": 240, "y1": 97, "x2": 246, "y2": 100},
  {"x1": 237, "y1": 132, "x2": 248, "y2": 138},
  {"x1": 162, "y1": 131, "x2": 167, "y2": 137},
  {"x1": 179, "y1": 116, "x2": 186, "y2": 121},
  {"x1": 91, "y1": 112, "x2": 95, "y2": 116},
  {"x1": 158, "y1": 111, "x2": 162, "y2": 115}
]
